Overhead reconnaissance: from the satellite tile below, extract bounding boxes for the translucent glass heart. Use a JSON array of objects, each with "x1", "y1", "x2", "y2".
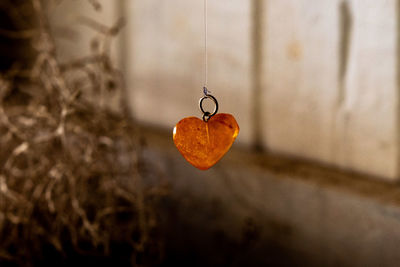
[{"x1": 173, "y1": 113, "x2": 239, "y2": 170}]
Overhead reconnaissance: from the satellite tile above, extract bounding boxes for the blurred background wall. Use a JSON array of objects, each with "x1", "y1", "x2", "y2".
[
  {"x1": 48, "y1": 0, "x2": 400, "y2": 266},
  {"x1": 51, "y1": 0, "x2": 400, "y2": 181}
]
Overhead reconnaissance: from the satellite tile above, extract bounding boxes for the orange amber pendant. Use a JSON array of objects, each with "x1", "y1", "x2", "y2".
[{"x1": 173, "y1": 113, "x2": 239, "y2": 170}]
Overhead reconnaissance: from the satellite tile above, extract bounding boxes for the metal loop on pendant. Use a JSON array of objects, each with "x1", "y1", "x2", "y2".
[
  {"x1": 199, "y1": 93, "x2": 218, "y2": 122},
  {"x1": 202, "y1": 111, "x2": 211, "y2": 122}
]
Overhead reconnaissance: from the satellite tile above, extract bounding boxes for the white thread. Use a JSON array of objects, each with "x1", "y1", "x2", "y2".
[{"x1": 204, "y1": 0, "x2": 208, "y2": 89}]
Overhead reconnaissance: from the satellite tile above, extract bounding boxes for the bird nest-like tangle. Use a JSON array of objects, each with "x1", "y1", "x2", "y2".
[{"x1": 0, "y1": 1, "x2": 167, "y2": 266}]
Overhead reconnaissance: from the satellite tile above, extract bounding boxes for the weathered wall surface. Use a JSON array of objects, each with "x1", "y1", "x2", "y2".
[
  {"x1": 51, "y1": 0, "x2": 400, "y2": 181},
  {"x1": 263, "y1": 0, "x2": 398, "y2": 180},
  {"x1": 125, "y1": 0, "x2": 400, "y2": 181}
]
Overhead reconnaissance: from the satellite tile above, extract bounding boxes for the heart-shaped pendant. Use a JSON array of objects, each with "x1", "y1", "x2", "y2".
[{"x1": 173, "y1": 113, "x2": 239, "y2": 170}]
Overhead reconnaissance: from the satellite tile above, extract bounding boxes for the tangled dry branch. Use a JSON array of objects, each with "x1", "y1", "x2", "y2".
[{"x1": 0, "y1": 0, "x2": 167, "y2": 265}]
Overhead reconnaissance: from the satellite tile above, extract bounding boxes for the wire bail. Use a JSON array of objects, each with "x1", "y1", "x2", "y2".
[{"x1": 199, "y1": 87, "x2": 218, "y2": 122}]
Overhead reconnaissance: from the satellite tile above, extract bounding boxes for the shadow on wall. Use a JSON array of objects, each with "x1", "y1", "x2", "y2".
[{"x1": 159, "y1": 195, "x2": 302, "y2": 267}]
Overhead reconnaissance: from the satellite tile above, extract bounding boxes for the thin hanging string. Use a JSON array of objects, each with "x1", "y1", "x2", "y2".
[
  {"x1": 200, "y1": 0, "x2": 219, "y2": 121},
  {"x1": 203, "y1": 0, "x2": 208, "y2": 95}
]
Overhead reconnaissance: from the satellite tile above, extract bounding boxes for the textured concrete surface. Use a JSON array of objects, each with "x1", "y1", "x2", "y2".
[{"x1": 141, "y1": 126, "x2": 400, "y2": 267}]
